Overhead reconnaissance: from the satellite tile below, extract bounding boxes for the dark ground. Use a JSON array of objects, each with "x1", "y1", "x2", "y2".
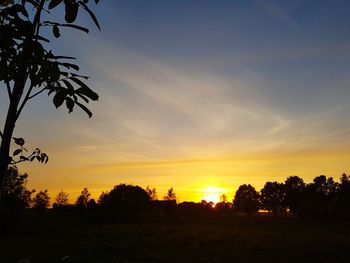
[{"x1": 1, "y1": 211, "x2": 349, "y2": 263}]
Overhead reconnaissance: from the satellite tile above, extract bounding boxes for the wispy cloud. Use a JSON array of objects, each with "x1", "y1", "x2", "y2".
[{"x1": 254, "y1": 0, "x2": 300, "y2": 30}]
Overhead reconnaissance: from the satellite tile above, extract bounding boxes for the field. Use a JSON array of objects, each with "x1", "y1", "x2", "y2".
[{"x1": 1, "y1": 212, "x2": 350, "y2": 263}]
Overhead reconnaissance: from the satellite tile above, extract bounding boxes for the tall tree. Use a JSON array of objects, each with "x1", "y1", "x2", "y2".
[
  {"x1": 1, "y1": 166, "x2": 33, "y2": 209},
  {"x1": 164, "y1": 187, "x2": 176, "y2": 201},
  {"x1": 146, "y1": 185, "x2": 157, "y2": 201},
  {"x1": 55, "y1": 190, "x2": 69, "y2": 206},
  {"x1": 75, "y1": 187, "x2": 90, "y2": 208},
  {"x1": 233, "y1": 184, "x2": 260, "y2": 215},
  {"x1": 260, "y1": 181, "x2": 285, "y2": 215},
  {"x1": 0, "y1": 0, "x2": 100, "y2": 195},
  {"x1": 103, "y1": 184, "x2": 150, "y2": 212},
  {"x1": 284, "y1": 176, "x2": 305, "y2": 216},
  {"x1": 32, "y1": 189, "x2": 50, "y2": 211}
]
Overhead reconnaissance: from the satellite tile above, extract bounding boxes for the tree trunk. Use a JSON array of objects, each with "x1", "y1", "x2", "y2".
[{"x1": 0, "y1": 82, "x2": 24, "y2": 196}]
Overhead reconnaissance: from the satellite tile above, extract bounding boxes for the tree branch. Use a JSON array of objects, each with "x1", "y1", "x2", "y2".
[
  {"x1": 1, "y1": 53, "x2": 13, "y2": 100},
  {"x1": 5, "y1": 79, "x2": 11, "y2": 99},
  {"x1": 16, "y1": 82, "x2": 35, "y2": 121},
  {"x1": 27, "y1": 86, "x2": 47, "y2": 100}
]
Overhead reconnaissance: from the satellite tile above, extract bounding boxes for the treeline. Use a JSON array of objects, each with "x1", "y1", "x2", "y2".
[{"x1": 2, "y1": 166, "x2": 350, "y2": 220}]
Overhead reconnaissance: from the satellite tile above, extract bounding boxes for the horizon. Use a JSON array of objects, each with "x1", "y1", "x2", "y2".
[{"x1": 2, "y1": 0, "x2": 350, "y2": 203}]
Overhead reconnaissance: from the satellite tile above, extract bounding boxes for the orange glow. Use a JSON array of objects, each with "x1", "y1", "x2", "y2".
[{"x1": 201, "y1": 186, "x2": 227, "y2": 204}]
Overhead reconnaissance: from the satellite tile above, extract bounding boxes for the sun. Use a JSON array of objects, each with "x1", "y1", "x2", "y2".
[{"x1": 201, "y1": 186, "x2": 227, "y2": 205}]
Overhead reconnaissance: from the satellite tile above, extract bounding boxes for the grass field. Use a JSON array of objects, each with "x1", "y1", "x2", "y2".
[{"x1": 1, "y1": 212, "x2": 350, "y2": 262}]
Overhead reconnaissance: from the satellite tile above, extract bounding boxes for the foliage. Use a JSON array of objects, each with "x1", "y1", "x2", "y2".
[
  {"x1": 101, "y1": 184, "x2": 150, "y2": 212},
  {"x1": 32, "y1": 189, "x2": 50, "y2": 210},
  {"x1": 0, "y1": 0, "x2": 100, "y2": 196},
  {"x1": 146, "y1": 185, "x2": 157, "y2": 201},
  {"x1": 260, "y1": 181, "x2": 285, "y2": 215},
  {"x1": 219, "y1": 193, "x2": 228, "y2": 203},
  {"x1": 1, "y1": 166, "x2": 34, "y2": 211},
  {"x1": 283, "y1": 176, "x2": 305, "y2": 215},
  {"x1": 233, "y1": 184, "x2": 260, "y2": 215},
  {"x1": 55, "y1": 190, "x2": 69, "y2": 206},
  {"x1": 75, "y1": 187, "x2": 90, "y2": 208},
  {"x1": 164, "y1": 187, "x2": 176, "y2": 201}
]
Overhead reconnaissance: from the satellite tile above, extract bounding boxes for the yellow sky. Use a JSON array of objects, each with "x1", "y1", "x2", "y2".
[{"x1": 22, "y1": 146, "x2": 350, "y2": 203}]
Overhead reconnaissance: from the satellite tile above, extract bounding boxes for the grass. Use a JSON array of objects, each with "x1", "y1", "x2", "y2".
[{"x1": 1, "y1": 211, "x2": 350, "y2": 262}]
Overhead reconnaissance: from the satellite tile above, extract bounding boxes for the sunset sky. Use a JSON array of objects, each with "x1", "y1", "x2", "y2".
[{"x1": 2, "y1": 0, "x2": 350, "y2": 203}]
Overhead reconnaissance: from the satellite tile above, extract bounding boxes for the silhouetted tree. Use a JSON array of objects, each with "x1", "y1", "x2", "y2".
[
  {"x1": 233, "y1": 184, "x2": 260, "y2": 215},
  {"x1": 284, "y1": 176, "x2": 305, "y2": 216},
  {"x1": 298, "y1": 176, "x2": 338, "y2": 218},
  {"x1": 214, "y1": 194, "x2": 231, "y2": 213},
  {"x1": 55, "y1": 190, "x2": 69, "y2": 206},
  {"x1": 75, "y1": 188, "x2": 91, "y2": 209},
  {"x1": 87, "y1": 198, "x2": 97, "y2": 211},
  {"x1": 1, "y1": 166, "x2": 33, "y2": 210},
  {"x1": 0, "y1": 0, "x2": 100, "y2": 196},
  {"x1": 103, "y1": 184, "x2": 150, "y2": 212},
  {"x1": 146, "y1": 186, "x2": 157, "y2": 200},
  {"x1": 260, "y1": 181, "x2": 285, "y2": 215},
  {"x1": 32, "y1": 190, "x2": 50, "y2": 211},
  {"x1": 97, "y1": 191, "x2": 109, "y2": 207},
  {"x1": 220, "y1": 194, "x2": 228, "y2": 203},
  {"x1": 334, "y1": 173, "x2": 350, "y2": 218},
  {"x1": 164, "y1": 187, "x2": 176, "y2": 202}
]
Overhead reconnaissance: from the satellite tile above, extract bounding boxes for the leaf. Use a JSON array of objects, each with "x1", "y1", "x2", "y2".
[
  {"x1": 71, "y1": 77, "x2": 98, "y2": 101},
  {"x1": 13, "y1": 137, "x2": 25, "y2": 146},
  {"x1": 20, "y1": 156, "x2": 29, "y2": 161},
  {"x1": 13, "y1": 149, "x2": 22, "y2": 156},
  {"x1": 71, "y1": 72, "x2": 89, "y2": 79},
  {"x1": 61, "y1": 23, "x2": 89, "y2": 33},
  {"x1": 20, "y1": 6, "x2": 28, "y2": 18},
  {"x1": 53, "y1": 90, "x2": 66, "y2": 108},
  {"x1": 53, "y1": 55, "x2": 76, "y2": 60},
  {"x1": 65, "y1": 97, "x2": 74, "y2": 113},
  {"x1": 49, "y1": 0, "x2": 63, "y2": 10},
  {"x1": 79, "y1": 1, "x2": 100, "y2": 30},
  {"x1": 65, "y1": 2, "x2": 79, "y2": 23},
  {"x1": 75, "y1": 101, "x2": 92, "y2": 118},
  {"x1": 59, "y1": 62, "x2": 79, "y2": 71},
  {"x1": 53, "y1": 24, "x2": 60, "y2": 38},
  {"x1": 76, "y1": 93, "x2": 89, "y2": 103},
  {"x1": 61, "y1": 79, "x2": 74, "y2": 94}
]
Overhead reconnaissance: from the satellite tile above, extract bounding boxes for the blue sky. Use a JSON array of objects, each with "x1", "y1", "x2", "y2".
[{"x1": 2, "y1": 0, "x2": 350, "y2": 201}]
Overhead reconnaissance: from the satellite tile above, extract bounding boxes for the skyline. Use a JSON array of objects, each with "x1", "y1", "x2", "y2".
[{"x1": 2, "y1": 0, "x2": 350, "y2": 202}]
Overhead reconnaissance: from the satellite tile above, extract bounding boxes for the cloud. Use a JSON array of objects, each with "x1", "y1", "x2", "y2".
[{"x1": 254, "y1": 0, "x2": 300, "y2": 30}]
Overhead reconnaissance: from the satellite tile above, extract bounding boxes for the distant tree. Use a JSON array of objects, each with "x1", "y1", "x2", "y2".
[
  {"x1": 284, "y1": 176, "x2": 305, "y2": 216},
  {"x1": 0, "y1": 0, "x2": 101, "y2": 197},
  {"x1": 220, "y1": 194, "x2": 228, "y2": 203},
  {"x1": 233, "y1": 184, "x2": 260, "y2": 215},
  {"x1": 32, "y1": 190, "x2": 50, "y2": 211},
  {"x1": 164, "y1": 187, "x2": 176, "y2": 201},
  {"x1": 334, "y1": 173, "x2": 350, "y2": 218},
  {"x1": 75, "y1": 188, "x2": 91, "y2": 208},
  {"x1": 87, "y1": 198, "x2": 97, "y2": 210},
  {"x1": 260, "y1": 181, "x2": 285, "y2": 215},
  {"x1": 1, "y1": 166, "x2": 33, "y2": 209},
  {"x1": 103, "y1": 184, "x2": 150, "y2": 212},
  {"x1": 299, "y1": 175, "x2": 338, "y2": 218},
  {"x1": 146, "y1": 186, "x2": 157, "y2": 200},
  {"x1": 97, "y1": 191, "x2": 109, "y2": 207},
  {"x1": 55, "y1": 190, "x2": 69, "y2": 206}
]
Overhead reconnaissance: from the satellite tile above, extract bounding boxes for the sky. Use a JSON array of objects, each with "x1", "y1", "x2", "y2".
[{"x1": 2, "y1": 0, "x2": 350, "y2": 203}]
